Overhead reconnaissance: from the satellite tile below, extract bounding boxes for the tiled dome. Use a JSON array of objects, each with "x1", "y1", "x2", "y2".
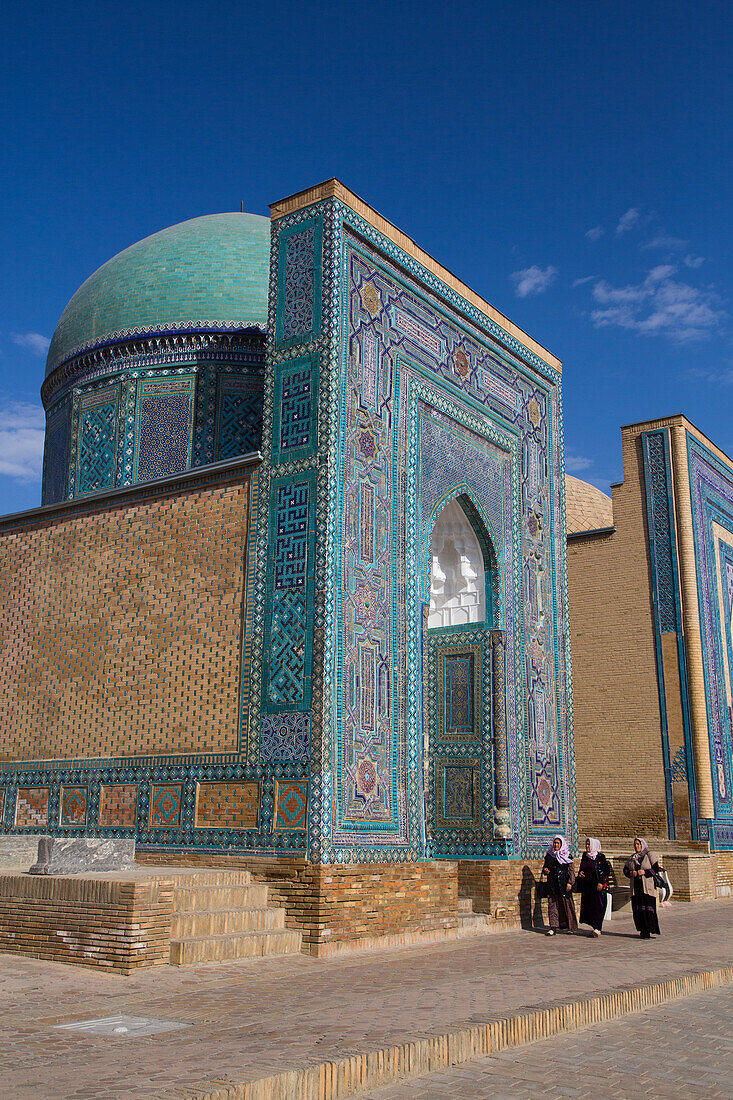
[
  {"x1": 45, "y1": 213, "x2": 270, "y2": 377},
  {"x1": 565, "y1": 474, "x2": 614, "y2": 534}
]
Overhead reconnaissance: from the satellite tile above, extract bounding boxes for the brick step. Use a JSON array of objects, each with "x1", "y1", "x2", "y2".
[
  {"x1": 169, "y1": 928, "x2": 302, "y2": 966},
  {"x1": 171, "y1": 883, "x2": 269, "y2": 912},
  {"x1": 171, "y1": 905, "x2": 285, "y2": 939},
  {"x1": 143, "y1": 868, "x2": 254, "y2": 887}
]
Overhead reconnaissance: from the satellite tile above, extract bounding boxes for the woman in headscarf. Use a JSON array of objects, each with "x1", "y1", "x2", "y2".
[
  {"x1": 540, "y1": 835, "x2": 577, "y2": 936},
  {"x1": 576, "y1": 837, "x2": 612, "y2": 937},
  {"x1": 623, "y1": 837, "x2": 662, "y2": 939}
]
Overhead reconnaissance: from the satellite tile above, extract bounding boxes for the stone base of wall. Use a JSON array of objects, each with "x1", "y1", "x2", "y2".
[
  {"x1": 0, "y1": 873, "x2": 174, "y2": 973},
  {"x1": 137, "y1": 853, "x2": 462, "y2": 956}
]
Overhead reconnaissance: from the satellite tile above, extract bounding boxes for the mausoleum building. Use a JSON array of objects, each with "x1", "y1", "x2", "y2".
[{"x1": 0, "y1": 181, "x2": 576, "y2": 949}]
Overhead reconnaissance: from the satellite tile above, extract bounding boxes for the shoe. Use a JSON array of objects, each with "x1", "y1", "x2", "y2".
[
  {"x1": 545, "y1": 929, "x2": 555, "y2": 936},
  {"x1": 592, "y1": 928, "x2": 602, "y2": 937}
]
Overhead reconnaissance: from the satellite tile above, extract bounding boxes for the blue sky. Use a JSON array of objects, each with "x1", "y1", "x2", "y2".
[{"x1": 0, "y1": 1, "x2": 730, "y2": 514}]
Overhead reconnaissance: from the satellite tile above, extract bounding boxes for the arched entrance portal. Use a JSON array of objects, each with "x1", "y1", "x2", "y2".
[{"x1": 424, "y1": 494, "x2": 511, "y2": 856}]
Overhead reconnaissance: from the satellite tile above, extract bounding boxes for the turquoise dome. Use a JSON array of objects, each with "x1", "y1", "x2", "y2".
[{"x1": 46, "y1": 212, "x2": 271, "y2": 376}]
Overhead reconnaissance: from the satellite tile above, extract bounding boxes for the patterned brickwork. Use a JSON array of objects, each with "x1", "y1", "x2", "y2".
[
  {"x1": 60, "y1": 786, "x2": 88, "y2": 826},
  {"x1": 0, "y1": 788, "x2": 5, "y2": 824},
  {"x1": 99, "y1": 785, "x2": 138, "y2": 828},
  {"x1": 15, "y1": 787, "x2": 49, "y2": 828},
  {"x1": 274, "y1": 780, "x2": 308, "y2": 829},
  {"x1": 195, "y1": 782, "x2": 259, "y2": 829},
  {"x1": 0, "y1": 479, "x2": 248, "y2": 761}
]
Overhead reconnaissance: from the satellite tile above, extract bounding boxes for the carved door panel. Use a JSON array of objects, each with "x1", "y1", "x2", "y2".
[{"x1": 426, "y1": 635, "x2": 486, "y2": 855}]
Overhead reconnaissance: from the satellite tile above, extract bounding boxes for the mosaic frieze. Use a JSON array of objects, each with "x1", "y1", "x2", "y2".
[
  {"x1": 135, "y1": 377, "x2": 195, "y2": 482},
  {"x1": 319, "y1": 212, "x2": 572, "y2": 859},
  {"x1": 41, "y1": 398, "x2": 71, "y2": 505},
  {"x1": 260, "y1": 712, "x2": 311, "y2": 763},
  {"x1": 274, "y1": 779, "x2": 308, "y2": 830},
  {"x1": 60, "y1": 786, "x2": 88, "y2": 827},
  {"x1": 276, "y1": 219, "x2": 323, "y2": 346},
  {"x1": 688, "y1": 435, "x2": 733, "y2": 816},
  {"x1": 216, "y1": 376, "x2": 263, "y2": 458},
  {"x1": 76, "y1": 385, "x2": 120, "y2": 495}
]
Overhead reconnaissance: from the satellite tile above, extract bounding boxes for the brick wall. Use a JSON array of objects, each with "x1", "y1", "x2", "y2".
[
  {"x1": 567, "y1": 429, "x2": 674, "y2": 838},
  {"x1": 0, "y1": 874, "x2": 174, "y2": 972},
  {"x1": 458, "y1": 859, "x2": 544, "y2": 927},
  {"x1": 713, "y1": 851, "x2": 733, "y2": 898},
  {"x1": 137, "y1": 853, "x2": 460, "y2": 955},
  {"x1": 0, "y1": 476, "x2": 249, "y2": 762}
]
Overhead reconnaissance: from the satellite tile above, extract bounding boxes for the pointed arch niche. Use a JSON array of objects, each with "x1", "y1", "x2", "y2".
[{"x1": 427, "y1": 495, "x2": 498, "y2": 630}]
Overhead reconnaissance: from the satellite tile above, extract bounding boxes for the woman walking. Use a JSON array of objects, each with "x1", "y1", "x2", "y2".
[
  {"x1": 623, "y1": 837, "x2": 662, "y2": 939},
  {"x1": 576, "y1": 837, "x2": 612, "y2": 937},
  {"x1": 540, "y1": 834, "x2": 578, "y2": 936}
]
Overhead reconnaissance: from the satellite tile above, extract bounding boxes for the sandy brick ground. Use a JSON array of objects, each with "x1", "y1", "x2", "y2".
[{"x1": 0, "y1": 900, "x2": 730, "y2": 1099}]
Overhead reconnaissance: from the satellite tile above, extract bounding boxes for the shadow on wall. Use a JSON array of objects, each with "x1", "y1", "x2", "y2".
[{"x1": 520, "y1": 865, "x2": 543, "y2": 930}]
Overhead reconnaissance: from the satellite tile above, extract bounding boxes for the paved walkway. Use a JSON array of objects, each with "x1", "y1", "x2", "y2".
[
  {"x1": 0, "y1": 901, "x2": 730, "y2": 1099},
  {"x1": 354, "y1": 984, "x2": 733, "y2": 1098}
]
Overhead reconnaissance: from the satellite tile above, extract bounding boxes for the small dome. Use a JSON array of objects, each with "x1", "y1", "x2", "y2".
[
  {"x1": 46, "y1": 212, "x2": 270, "y2": 376},
  {"x1": 565, "y1": 475, "x2": 613, "y2": 534}
]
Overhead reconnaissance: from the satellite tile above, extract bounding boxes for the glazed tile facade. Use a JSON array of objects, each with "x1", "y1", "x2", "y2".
[{"x1": 0, "y1": 182, "x2": 578, "y2": 861}]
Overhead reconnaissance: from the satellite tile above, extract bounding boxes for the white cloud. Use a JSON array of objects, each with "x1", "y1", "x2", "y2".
[
  {"x1": 572, "y1": 275, "x2": 596, "y2": 288},
  {"x1": 565, "y1": 451, "x2": 593, "y2": 473},
  {"x1": 641, "y1": 235, "x2": 688, "y2": 252},
  {"x1": 585, "y1": 226, "x2": 604, "y2": 242},
  {"x1": 0, "y1": 400, "x2": 45, "y2": 482},
  {"x1": 589, "y1": 265, "x2": 726, "y2": 342},
  {"x1": 510, "y1": 265, "x2": 558, "y2": 298},
  {"x1": 12, "y1": 332, "x2": 51, "y2": 355},
  {"x1": 615, "y1": 207, "x2": 641, "y2": 235},
  {"x1": 685, "y1": 254, "x2": 705, "y2": 269}
]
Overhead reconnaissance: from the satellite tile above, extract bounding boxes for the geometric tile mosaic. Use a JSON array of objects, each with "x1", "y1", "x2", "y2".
[
  {"x1": 216, "y1": 379, "x2": 263, "y2": 459},
  {"x1": 149, "y1": 783, "x2": 183, "y2": 828},
  {"x1": 15, "y1": 787, "x2": 50, "y2": 828},
  {"x1": 99, "y1": 785, "x2": 138, "y2": 829},
  {"x1": 77, "y1": 387, "x2": 119, "y2": 495},
  {"x1": 135, "y1": 377, "x2": 194, "y2": 482},
  {"x1": 60, "y1": 786, "x2": 88, "y2": 827},
  {"x1": 194, "y1": 782, "x2": 259, "y2": 829},
  {"x1": 273, "y1": 780, "x2": 308, "y2": 830},
  {"x1": 260, "y1": 712, "x2": 311, "y2": 763},
  {"x1": 435, "y1": 758, "x2": 481, "y2": 829}
]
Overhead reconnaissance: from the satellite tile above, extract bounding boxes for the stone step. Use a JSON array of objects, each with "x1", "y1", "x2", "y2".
[
  {"x1": 171, "y1": 883, "x2": 269, "y2": 912},
  {"x1": 170, "y1": 928, "x2": 302, "y2": 966},
  {"x1": 171, "y1": 905, "x2": 285, "y2": 939}
]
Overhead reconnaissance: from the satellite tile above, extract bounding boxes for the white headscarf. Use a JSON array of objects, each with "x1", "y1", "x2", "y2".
[
  {"x1": 547, "y1": 834, "x2": 572, "y2": 864},
  {"x1": 586, "y1": 837, "x2": 602, "y2": 860},
  {"x1": 632, "y1": 836, "x2": 650, "y2": 866}
]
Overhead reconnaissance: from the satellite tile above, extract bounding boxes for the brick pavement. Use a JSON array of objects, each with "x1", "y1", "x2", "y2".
[
  {"x1": 0, "y1": 901, "x2": 730, "y2": 1099},
  {"x1": 353, "y1": 984, "x2": 733, "y2": 1098}
]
